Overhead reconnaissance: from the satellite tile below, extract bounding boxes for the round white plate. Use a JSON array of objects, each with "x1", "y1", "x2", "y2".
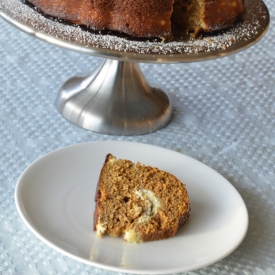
[{"x1": 15, "y1": 141, "x2": 248, "y2": 274}]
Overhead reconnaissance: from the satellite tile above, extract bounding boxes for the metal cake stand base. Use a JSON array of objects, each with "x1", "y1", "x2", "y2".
[{"x1": 56, "y1": 59, "x2": 172, "y2": 135}]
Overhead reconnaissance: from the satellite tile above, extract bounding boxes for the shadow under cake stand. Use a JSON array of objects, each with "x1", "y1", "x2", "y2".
[{"x1": 0, "y1": 0, "x2": 269, "y2": 135}]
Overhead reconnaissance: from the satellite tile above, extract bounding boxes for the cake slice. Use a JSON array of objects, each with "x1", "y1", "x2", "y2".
[{"x1": 94, "y1": 154, "x2": 190, "y2": 243}]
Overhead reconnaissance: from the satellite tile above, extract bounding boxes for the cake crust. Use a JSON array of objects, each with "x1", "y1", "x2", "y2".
[
  {"x1": 204, "y1": 0, "x2": 245, "y2": 31},
  {"x1": 27, "y1": 0, "x2": 173, "y2": 38}
]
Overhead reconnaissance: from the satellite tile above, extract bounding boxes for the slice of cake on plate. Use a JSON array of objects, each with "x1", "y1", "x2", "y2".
[{"x1": 94, "y1": 154, "x2": 190, "y2": 243}]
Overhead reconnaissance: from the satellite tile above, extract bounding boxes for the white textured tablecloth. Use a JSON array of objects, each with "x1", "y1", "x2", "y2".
[{"x1": 1, "y1": 1, "x2": 275, "y2": 274}]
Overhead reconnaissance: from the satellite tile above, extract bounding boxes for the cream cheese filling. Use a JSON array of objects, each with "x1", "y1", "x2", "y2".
[
  {"x1": 96, "y1": 222, "x2": 107, "y2": 237},
  {"x1": 124, "y1": 188, "x2": 161, "y2": 243}
]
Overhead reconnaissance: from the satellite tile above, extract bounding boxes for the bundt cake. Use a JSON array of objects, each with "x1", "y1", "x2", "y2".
[
  {"x1": 27, "y1": 0, "x2": 245, "y2": 39},
  {"x1": 94, "y1": 154, "x2": 190, "y2": 243}
]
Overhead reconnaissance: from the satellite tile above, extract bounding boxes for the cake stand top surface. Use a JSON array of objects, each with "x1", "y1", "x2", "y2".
[{"x1": 0, "y1": 0, "x2": 270, "y2": 63}]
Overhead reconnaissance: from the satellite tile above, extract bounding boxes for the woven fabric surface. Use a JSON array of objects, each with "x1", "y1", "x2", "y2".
[{"x1": 0, "y1": 0, "x2": 275, "y2": 274}]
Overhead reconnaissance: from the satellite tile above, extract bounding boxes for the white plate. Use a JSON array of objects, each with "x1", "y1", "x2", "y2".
[{"x1": 15, "y1": 141, "x2": 248, "y2": 274}]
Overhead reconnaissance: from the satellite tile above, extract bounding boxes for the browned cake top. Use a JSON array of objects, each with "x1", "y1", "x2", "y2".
[{"x1": 27, "y1": 0, "x2": 174, "y2": 38}]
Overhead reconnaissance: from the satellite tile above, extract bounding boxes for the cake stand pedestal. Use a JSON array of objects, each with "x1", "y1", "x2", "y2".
[
  {"x1": 56, "y1": 59, "x2": 172, "y2": 135},
  {"x1": 0, "y1": 0, "x2": 269, "y2": 135}
]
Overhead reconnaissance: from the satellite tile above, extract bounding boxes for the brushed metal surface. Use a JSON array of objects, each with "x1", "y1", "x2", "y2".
[{"x1": 55, "y1": 59, "x2": 172, "y2": 135}]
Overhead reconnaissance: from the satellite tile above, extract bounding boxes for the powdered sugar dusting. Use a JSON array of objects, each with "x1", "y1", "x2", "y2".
[{"x1": 0, "y1": 0, "x2": 269, "y2": 57}]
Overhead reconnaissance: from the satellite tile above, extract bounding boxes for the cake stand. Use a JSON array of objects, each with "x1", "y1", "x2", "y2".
[{"x1": 0, "y1": 0, "x2": 270, "y2": 135}]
